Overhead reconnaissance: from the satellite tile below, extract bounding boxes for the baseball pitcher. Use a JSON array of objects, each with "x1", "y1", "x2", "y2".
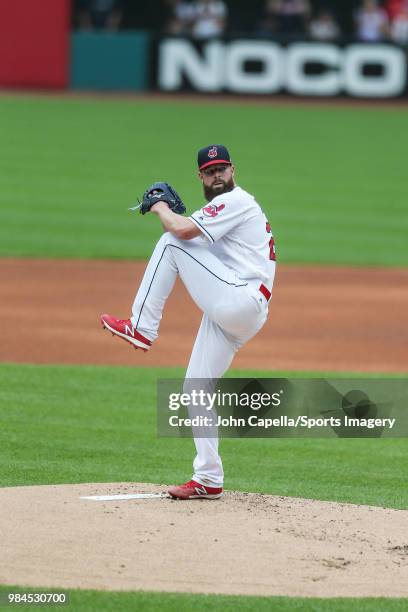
[{"x1": 101, "y1": 144, "x2": 276, "y2": 499}]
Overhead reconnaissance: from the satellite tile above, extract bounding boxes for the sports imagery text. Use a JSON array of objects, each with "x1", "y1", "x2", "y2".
[{"x1": 167, "y1": 413, "x2": 396, "y2": 430}]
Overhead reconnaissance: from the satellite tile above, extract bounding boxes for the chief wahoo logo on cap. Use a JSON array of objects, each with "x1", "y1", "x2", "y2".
[{"x1": 208, "y1": 147, "x2": 218, "y2": 159}]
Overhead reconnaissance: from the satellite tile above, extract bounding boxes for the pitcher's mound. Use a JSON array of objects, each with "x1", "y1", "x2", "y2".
[{"x1": 0, "y1": 483, "x2": 407, "y2": 598}]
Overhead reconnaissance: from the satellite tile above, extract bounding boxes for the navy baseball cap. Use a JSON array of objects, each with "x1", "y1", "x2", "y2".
[{"x1": 197, "y1": 144, "x2": 231, "y2": 171}]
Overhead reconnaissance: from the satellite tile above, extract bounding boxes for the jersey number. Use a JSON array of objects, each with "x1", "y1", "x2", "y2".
[{"x1": 266, "y1": 221, "x2": 276, "y2": 261}]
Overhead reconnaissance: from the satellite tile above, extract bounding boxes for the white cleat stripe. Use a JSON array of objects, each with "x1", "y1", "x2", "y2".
[{"x1": 102, "y1": 321, "x2": 150, "y2": 350}]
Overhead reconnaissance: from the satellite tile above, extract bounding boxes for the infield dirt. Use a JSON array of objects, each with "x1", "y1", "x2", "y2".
[{"x1": 1, "y1": 258, "x2": 407, "y2": 372}]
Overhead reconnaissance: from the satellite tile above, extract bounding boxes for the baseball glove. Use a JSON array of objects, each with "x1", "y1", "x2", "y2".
[{"x1": 139, "y1": 182, "x2": 186, "y2": 215}]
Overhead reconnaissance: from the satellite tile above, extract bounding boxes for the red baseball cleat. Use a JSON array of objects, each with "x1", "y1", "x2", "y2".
[
  {"x1": 100, "y1": 314, "x2": 152, "y2": 352},
  {"x1": 168, "y1": 480, "x2": 223, "y2": 500}
]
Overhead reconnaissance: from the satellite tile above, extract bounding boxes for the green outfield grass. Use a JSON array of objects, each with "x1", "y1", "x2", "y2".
[
  {"x1": 0, "y1": 585, "x2": 407, "y2": 612},
  {"x1": 1, "y1": 363, "x2": 406, "y2": 509},
  {"x1": 0, "y1": 95, "x2": 407, "y2": 266}
]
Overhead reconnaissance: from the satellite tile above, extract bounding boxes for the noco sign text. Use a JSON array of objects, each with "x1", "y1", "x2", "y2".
[{"x1": 158, "y1": 39, "x2": 407, "y2": 98}]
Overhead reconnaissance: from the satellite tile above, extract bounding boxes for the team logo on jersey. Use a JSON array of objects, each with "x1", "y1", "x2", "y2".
[
  {"x1": 208, "y1": 146, "x2": 217, "y2": 159},
  {"x1": 202, "y1": 203, "x2": 225, "y2": 218}
]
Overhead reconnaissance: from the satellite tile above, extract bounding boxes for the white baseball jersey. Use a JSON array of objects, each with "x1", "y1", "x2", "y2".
[{"x1": 189, "y1": 186, "x2": 276, "y2": 288}]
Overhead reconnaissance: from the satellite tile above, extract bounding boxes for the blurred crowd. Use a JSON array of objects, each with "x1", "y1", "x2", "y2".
[{"x1": 73, "y1": 0, "x2": 408, "y2": 44}]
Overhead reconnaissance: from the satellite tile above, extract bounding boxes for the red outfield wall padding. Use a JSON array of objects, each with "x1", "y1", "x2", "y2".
[{"x1": 0, "y1": 0, "x2": 70, "y2": 89}]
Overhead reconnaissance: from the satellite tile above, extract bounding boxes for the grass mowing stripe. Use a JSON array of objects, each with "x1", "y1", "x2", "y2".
[
  {"x1": 1, "y1": 95, "x2": 407, "y2": 265},
  {"x1": 0, "y1": 363, "x2": 406, "y2": 509},
  {"x1": 0, "y1": 586, "x2": 406, "y2": 611}
]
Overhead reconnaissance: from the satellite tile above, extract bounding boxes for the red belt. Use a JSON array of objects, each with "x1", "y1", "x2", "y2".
[{"x1": 259, "y1": 283, "x2": 271, "y2": 301}]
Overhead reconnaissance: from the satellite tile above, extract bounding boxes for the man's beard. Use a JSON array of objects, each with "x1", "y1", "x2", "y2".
[{"x1": 203, "y1": 177, "x2": 235, "y2": 202}]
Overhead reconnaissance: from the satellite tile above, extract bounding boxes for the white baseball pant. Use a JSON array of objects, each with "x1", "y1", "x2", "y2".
[{"x1": 131, "y1": 232, "x2": 271, "y2": 487}]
